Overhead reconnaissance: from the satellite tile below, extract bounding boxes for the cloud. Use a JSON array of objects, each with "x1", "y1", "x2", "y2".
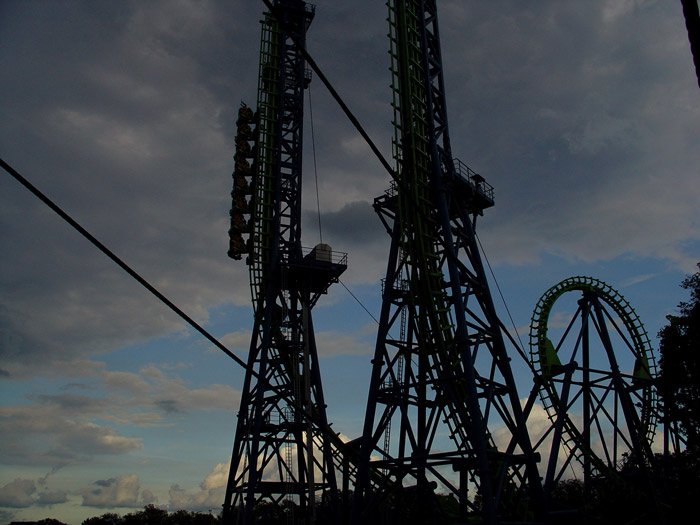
[
  {"x1": 38, "y1": 465, "x2": 67, "y2": 486},
  {"x1": 316, "y1": 200, "x2": 384, "y2": 245},
  {"x1": 0, "y1": 479, "x2": 36, "y2": 508},
  {"x1": 0, "y1": 0, "x2": 253, "y2": 380},
  {"x1": 0, "y1": 2, "x2": 698, "y2": 520},
  {"x1": 602, "y1": 0, "x2": 655, "y2": 24},
  {"x1": 168, "y1": 461, "x2": 228, "y2": 512},
  {"x1": 0, "y1": 0, "x2": 696, "y2": 381},
  {"x1": 36, "y1": 490, "x2": 69, "y2": 506},
  {"x1": 436, "y1": 1, "x2": 700, "y2": 271},
  {"x1": 104, "y1": 371, "x2": 152, "y2": 396},
  {"x1": 136, "y1": 365, "x2": 240, "y2": 414},
  {"x1": 489, "y1": 399, "x2": 583, "y2": 481},
  {"x1": 81, "y1": 474, "x2": 155, "y2": 509},
  {"x1": 315, "y1": 331, "x2": 373, "y2": 358},
  {"x1": 33, "y1": 393, "x2": 110, "y2": 412},
  {"x1": 219, "y1": 330, "x2": 252, "y2": 353},
  {"x1": 0, "y1": 476, "x2": 67, "y2": 509},
  {"x1": 141, "y1": 489, "x2": 157, "y2": 506},
  {"x1": 621, "y1": 273, "x2": 658, "y2": 288},
  {"x1": 221, "y1": 325, "x2": 374, "y2": 361},
  {"x1": 129, "y1": 412, "x2": 169, "y2": 428},
  {"x1": 0, "y1": 405, "x2": 142, "y2": 466},
  {"x1": 5, "y1": 0, "x2": 692, "y2": 384},
  {"x1": 63, "y1": 421, "x2": 144, "y2": 456},
  {"x1": 0, "y1": 359, "x2": 244, "y2": 468}
]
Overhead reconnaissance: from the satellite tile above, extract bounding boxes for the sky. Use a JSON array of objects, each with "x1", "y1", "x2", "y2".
[{"x1": 1, "y1": 0, "x2": 699, "y2": 522}]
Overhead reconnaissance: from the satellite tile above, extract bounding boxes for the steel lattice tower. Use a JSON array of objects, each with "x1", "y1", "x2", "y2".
[
  {"x1": 222, "y1": 2, "x2": 347, "y2": 523},
  {"x1": 353, "y1": 1, "x2": 546, "y2": 523}
]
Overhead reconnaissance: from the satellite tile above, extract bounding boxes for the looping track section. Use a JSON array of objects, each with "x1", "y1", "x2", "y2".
[{"x1": 529, "y1": 276, "x2": 659, "y2": 488}]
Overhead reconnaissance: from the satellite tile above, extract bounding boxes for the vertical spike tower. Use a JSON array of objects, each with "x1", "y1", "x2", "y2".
[
  {"x1": 223, "y1": 2, "x2": 347, "y2": 524},
  {"x1": 353, "y1": 1, "x2": 546, "y2": 523}
]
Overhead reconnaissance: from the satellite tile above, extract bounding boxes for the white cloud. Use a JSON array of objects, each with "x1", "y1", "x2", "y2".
[
  {"x1": 61, "y1": 421, "x2": 144, "y2": 456},
  {"x1": 221, "y1": 328, "x2": 373, "y2": 359},
  {"x1": 602, "y1": 0, "x2": 655, "y2": 23},
  {"x1": 621, "y1": 273, "x2": 658, "y2": 287},
  {"x1": 168, "y1": 461, "x2": 228, "y2": 512},
  {"x1": 129, "y1": 412, "x2": 170, "y2": 428},
  {"x1": 315, "y1": 331, "x2": 373, "y2": 358},
  {"x1": 489, "y1": 400, "x2": 583, "y2": 482},
  {"x1": 0, "y1": 360, "x2": 241, "y2": 471},
  {"x1": 103, "y1": 371, "x2": 152, "y2": 396},
  {"x1": 219, "y1": 330, "x2": 252, "y2": 353},
  {"x1": 0, "y1": 404, "x2": 142, "y2": 466},
  {"x1": 136, "y1": 365, "x2": 240, "y2": 414},
  {"x1": 81, "y1": 474, "x2": 153, "y2": 509}
]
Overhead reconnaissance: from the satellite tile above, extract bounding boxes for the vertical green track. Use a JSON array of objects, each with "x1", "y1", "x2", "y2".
[
  {"x1": 249, "y1": 18, "x2": 281, "y2": 312},
  {"x1": 389, "y1": 0, "x2": 454, "y2": 368}
]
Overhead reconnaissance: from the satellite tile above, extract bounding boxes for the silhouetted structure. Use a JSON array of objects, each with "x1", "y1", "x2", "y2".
[
  {"x1": 222, "y1": 2, "x2": 346, "y2": 524},
  {"x1": 351, "y1": 1, "x2": 546, "y2": 523}
]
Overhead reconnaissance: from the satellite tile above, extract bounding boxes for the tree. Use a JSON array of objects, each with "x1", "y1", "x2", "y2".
[
  {"x1": 658, "y1": 263, "x2": 700, "y2": 451},
  {"x1": 122, "y1": 504, "x2": 168, "y2": 525},
  {"x1": 82, "y1": 513, "x2": 122, "y2": 525},
  {"x1": 79, "y1": 507, "x2": 220, "y2": 525},
  {"x1": 166, "y1": 509, "x2": 217, "y2": 525}
]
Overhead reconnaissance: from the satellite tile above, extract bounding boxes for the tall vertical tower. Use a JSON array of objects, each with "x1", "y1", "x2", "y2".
[
  {"x1": 223, "y1": 2, "x2": 347, "y2": 524},
  {"x1": 353, "y1": 1, "x2": 546, "y2": 523}
]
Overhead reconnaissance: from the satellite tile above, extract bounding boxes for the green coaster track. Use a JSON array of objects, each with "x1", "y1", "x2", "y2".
[{"x1": 529, "y1": 276, "x2": 659, "y2": 487}]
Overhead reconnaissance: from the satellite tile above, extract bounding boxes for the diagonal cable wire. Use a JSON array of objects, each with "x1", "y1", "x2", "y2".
[
  {"x1": 261, "y1": 0, "x2": 396, "y2": 181},
  {"x1": 339, "y1": 279, "x2": 379, "y2": 325},
  {"x1": 0, "y1": 157, "x2": 247, "y2": 368},
  {"x1": 474, "y1": 230, "x2": 531, "y2": 365},
  {"x1": 0, "y1": 155, "x2": 355, "y2": 447}
]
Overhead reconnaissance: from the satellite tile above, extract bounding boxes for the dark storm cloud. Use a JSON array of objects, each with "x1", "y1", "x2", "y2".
[
  {"x1": 94, "y1": 479, "x2": 115, "y2": 488},
  {"x1": 1, "y1": 0, "x2": 258, "y2": 377},
  {"x1": 305, "y1": 200, "x2": 383, "y2": 245},
  {"x1": 33, "y1": 393, "x2": 109, "y2": 412},
  {"x1": 2, "y1": 0, "x2": 698, "y2": 382},
  {"x1": 0, "y1": 0, "x2": 390, "y2": 379},
  {"x1": 155, "y1": 399, "x2": 181, "y2": 414},
  {"x1": 436, "y1": 0, "x2": 700, "y2": 269},
  {"x1": 0, "y1": 2, "x2": 698, "y2": 521},
  {"x1": 0, "y1": 479, "x2": 36, "y2": 508}
]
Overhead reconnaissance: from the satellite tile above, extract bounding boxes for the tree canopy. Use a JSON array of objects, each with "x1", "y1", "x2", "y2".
[
  {"x1": 658, "y1": 263, "x2": 700, "y2": 451},
  {"x1": 81, "y1": 505, "x2": 217, "y2": 525}
]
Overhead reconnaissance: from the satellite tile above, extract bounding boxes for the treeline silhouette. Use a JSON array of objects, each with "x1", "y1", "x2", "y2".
[{"x1": 80, "y1": 506, "x2": 217, "y2": 525}]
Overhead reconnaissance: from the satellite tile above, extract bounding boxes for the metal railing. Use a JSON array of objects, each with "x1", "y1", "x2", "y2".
[
  {"x1": 453, "y1": 157, "x2": 494, "y2": 203},
  {"x1": 300, "y1": 245, "x2": 348, "y2": 266}
]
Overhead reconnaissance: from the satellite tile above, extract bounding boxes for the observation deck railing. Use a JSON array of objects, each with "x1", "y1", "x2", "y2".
[
  {"x1": 300, "y1": 245, "x2": 348, "y2": 267},
  {"x1": 380, "y1": 159, "x2": 494, "y2": 207},
  {"x1": 452, "y1": 157, "x2": 494, "y2": 204}
]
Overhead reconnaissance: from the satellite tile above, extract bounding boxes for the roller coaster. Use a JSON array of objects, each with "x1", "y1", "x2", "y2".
[
  {"x1": 220, "y1": 1, "x2": 680, "y2": 524},
  {"x1": 0, "y1": 1, "x2": 693, "y2": 524}
]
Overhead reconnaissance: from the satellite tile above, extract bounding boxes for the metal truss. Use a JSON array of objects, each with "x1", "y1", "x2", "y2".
[
  {"x1": 352, "y1": 1, "x2": 546, "y2": 523},
  {"x1": 222, "y1": 2, "x2": 347, "y2": 524}
]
